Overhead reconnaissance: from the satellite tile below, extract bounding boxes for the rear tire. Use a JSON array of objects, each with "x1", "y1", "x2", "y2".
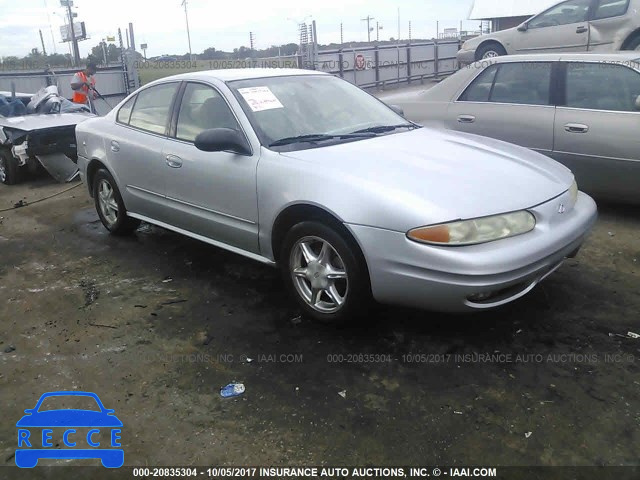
[
  {"x1": 93, "y1": 168, "x2": 140, "y2": 235},
  {"x1": 280, "y1": 221, "x2": 372, "y2": 324},
  {"x1": 476, "y1": 43, "x2": 507, "y2": 60},
  {"x1": 0, "y1": 149, "x2": 22, "y2": 185}
]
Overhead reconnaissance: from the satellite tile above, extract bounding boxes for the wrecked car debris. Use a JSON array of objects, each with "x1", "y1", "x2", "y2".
[{"x1": 0, "y1": 86, "x2": 94, "y2": 185}]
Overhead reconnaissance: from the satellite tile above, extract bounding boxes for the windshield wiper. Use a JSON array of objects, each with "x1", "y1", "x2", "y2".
[
  {"x1": 350, "y1": 123, "x2": 418, "y2": 135},
  {"x1": 269, "y1": 133, "x2": 374, "y2": 147}
]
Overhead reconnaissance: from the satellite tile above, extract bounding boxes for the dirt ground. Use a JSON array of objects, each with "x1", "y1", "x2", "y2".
[{"x1": 0, "y1": 171, "x2": 639, "y2": 478}]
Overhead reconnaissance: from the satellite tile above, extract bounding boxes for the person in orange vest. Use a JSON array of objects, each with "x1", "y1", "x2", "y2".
[{"x1": 71, "y1": 63, "x2": 97, "y2": 106}]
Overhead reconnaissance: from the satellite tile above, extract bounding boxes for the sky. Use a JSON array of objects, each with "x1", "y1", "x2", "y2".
[{"x1": 0, "y1": 0, "x2": 480, "y2": 59}]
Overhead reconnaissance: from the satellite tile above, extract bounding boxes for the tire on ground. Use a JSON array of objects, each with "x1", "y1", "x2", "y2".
[
  {"x1": 0, "y1": 149, "x2": 22, "y2": 185},
  {"x1": 476, "y1": 42, "x2": 507, "y2": 60},
  {"x1": 93, "y1": 168, "x2": 140, "y2": 235},
  {"x1": 280, "y1": 220, "x2": 372, "y2": 324}
]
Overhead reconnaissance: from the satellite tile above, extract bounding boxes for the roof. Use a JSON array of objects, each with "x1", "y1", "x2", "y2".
[
  {"x1": 468, "y1": 0, "x2": 559, "y2": 20},
  {"x1": 483, "y1": 52, "x2": 640, "y2": 63},
  {"x1": 152, "y1": 68, "x2": 329, "y2": 84}
]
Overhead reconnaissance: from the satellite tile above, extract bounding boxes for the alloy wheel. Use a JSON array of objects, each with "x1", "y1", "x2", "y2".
[
  {"x1": 0, "y1": 157, "x2": 6, "y2": 183},
  {"x1": 97, "y1": 179, "x2": 119, "y2": 226},
  {"x1": 482, "y1": 50, "x2": 499, "y2": 59},
  {"x1": 289, "y1": 236, "x2": 349, "y2": 313}
]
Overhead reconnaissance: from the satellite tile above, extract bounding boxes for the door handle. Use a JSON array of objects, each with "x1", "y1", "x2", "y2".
[
  {"x1": 564, "y1": 123, "x2": 589, "y2": 133},
  {"x1": 576, "y1": 26, "x2": 588, "y2": 33},
  {"x1": 458, "y1": 115, "x2": 476, "y2": 124},
  {"x1": 110, "y1": 140, "x2": 120, "y2": 152},
  {"x1": 165, "y1": 154, "x2": 183, "y2": 168}
]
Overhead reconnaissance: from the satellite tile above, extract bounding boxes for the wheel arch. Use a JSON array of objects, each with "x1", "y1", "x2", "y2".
[
  {"x1": 475, "y1": 40, "x2": 507, "y2": 60},
  {"x1": 270, "y1": 203, "x2": 368, "y2": 270},
  {"x1": 86, "y1": 158, "x2": 110, "y2": 197},
  {"x1": 621, "y1": 28, "x2": 640, "y2": 50}
]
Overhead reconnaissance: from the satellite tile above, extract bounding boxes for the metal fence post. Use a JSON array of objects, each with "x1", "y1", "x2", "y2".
[
  {"x1": 374, "y1": 46, "x2": 380, "y2": 88},
  {"x1": 433, "y1": 39, "x2": 439, "y2": 80},
  {"x1": 407, "y1": 45, "x2": 412, "y2": 84}
]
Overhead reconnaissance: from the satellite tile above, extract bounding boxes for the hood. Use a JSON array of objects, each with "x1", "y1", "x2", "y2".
[
  {"x1": 1, "y1": 112, "x2": 94, "y2": 133},
  {"x1": 282, "y1": 128, "x2": 573, "y2": 227}
]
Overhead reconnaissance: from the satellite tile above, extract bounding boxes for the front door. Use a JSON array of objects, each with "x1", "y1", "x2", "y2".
[
  {"x1": 511, "y1": 0, "x2": 592, "y2": 53},
  {"x1": 162, "y1": 82, "x2": 260, "y2": 254}
]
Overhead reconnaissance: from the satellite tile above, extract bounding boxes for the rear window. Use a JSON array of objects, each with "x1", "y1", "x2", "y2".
[{"x1": 593, "y1": 0, "x2": 630, "y2": 19}]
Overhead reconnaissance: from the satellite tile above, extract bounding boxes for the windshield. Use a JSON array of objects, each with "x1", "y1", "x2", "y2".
[
  {"x1": 228, "y1": 75, "x2": 412, "y2": 151},
  {"x1": 37, "y1": 395, "x2": 102, "y2": 412}
]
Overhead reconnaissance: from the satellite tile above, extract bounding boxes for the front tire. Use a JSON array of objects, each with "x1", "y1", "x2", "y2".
[
  {"x1": 0, "y1": 149, "x2": 22, "y2": 185},
  {"x1": 476, "y1": 43, "x2": 507, "y2": 60},
  {"x1": 280, "y1": 221, "x2": 372, "y2": 323},
  {"x1": 93, "y1": 168, "x2": 140, "y2": 235}
]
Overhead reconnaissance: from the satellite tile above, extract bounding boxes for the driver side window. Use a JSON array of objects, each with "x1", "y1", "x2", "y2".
[
  {"x1": 528, "y1": 0, "x2": 591, "y2": 28},
  {"x1": 176, "y1": 83, "x2": 240, "y2": 143}
]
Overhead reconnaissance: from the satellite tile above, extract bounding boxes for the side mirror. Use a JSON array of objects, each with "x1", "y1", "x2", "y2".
[
  {"x1": 517, "y1": 23, "x2": 528, "y2": 32},
  {"x1": 635, "y1": 95, "x2": 640, "y2": 111},
  {"x1": 194, "y1": 128, "x2": 251, "y2": 155},
  {"x1": 388, "y1": 104, "x2": 405, "y2": 117}
]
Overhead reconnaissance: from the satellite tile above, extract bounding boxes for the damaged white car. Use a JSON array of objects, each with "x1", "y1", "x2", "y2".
[{"x1": 0, "y1": 86, "x2": 95, "y2": 185}]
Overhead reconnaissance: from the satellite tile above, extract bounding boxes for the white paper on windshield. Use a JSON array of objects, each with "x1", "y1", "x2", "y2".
[{"x1": 238, "y1": 87, "x2": 284, "y2": 112}]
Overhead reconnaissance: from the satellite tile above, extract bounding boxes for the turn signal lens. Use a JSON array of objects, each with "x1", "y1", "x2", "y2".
[{"x1": 408, "y1": 211, "x2": 536, "y2": 246}]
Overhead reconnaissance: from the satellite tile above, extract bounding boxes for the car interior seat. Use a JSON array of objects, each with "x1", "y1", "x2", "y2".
[{"x1": 197, "y1": 96, "x2": 238, "y2": 130}]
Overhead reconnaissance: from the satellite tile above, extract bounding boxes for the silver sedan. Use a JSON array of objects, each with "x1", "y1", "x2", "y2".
[
  {"x1": 75, "y1": 69, "x2": 597, "y2": 322},
  {"x1": 396, "y1": 53, "x2": 640, "y2": 204}
]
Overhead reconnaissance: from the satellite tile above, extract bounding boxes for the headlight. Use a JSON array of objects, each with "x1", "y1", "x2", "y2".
[
  {"x1": 408, "y1": 211, "x2": 536, "y2": 246},
  {"x1": 569, "y1": 180, "x2": 578, "y2": 206}
]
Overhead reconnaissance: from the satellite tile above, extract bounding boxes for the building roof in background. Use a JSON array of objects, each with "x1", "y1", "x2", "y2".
[{"x1": 468, "y1": 0, "x2": 559, "y2": 20}]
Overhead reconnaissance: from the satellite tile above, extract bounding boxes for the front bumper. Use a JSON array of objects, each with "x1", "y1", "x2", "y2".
[
  {"x1": 456, "y1": 49, "x2": 476, "y2": 67},
  {"x1": 348, "y1": 191, "x2": 597, "y2": 313}
]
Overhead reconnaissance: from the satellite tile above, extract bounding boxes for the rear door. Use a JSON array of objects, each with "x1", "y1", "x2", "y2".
[
  {"x1": 447, "y1": 61, "x2": 556, "y2": 155},
  {"x1": 511, "y1": 0, "x2": 592, "y2": 53},
  {"x1": 553, "y1": 61, "x2": 640, "y2": 201},
  {"x1": 588, "y1": 0, "x2": 632, "y2": 50},
  {"x1": 161, "y1": 81, "x2": 260, "y2": 254},
  {"x1": 108, "y1": 82, "x2": 179, "y2": 220}
]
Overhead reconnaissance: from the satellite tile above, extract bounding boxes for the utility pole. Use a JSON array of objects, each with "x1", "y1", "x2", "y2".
[
  {"x1": 181, "y1": 0, "x2": 193, "y2": 61},
  {"x1": 101, "y1": 39, "x2": 108, "y2": 65},
  {"x1": 408, "y1": 21, "x2": 412, "y2": 44},
  {"x1": 64, "y1": 0, "x2": 81, "y2": 66},
  {"x1": 340, "y1": 23, "x2": 343, "y2": 45},
  {"x1": 39, "y1": 29, "x2": 47, "y2": 56},
  {"x1": 249, "y1": 32, "x2": 255, "y2": 51},
  {"x1": 361, "y1": 15, "x2": 374, "y2": 43},
  {"x1": 376, "y1": 21, "x2": 383, "y2": 42}
]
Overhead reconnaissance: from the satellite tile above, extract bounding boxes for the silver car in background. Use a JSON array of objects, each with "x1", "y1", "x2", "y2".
[
  {"x1": 458, "y1": 0, "x2": 640, "y2": 64},
  {"x1": 75, "y1": 69, "x2": 597, "y2": 322},
  {"x1": 397, "y1": 53, "x2": 640, "y2": 204}
]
